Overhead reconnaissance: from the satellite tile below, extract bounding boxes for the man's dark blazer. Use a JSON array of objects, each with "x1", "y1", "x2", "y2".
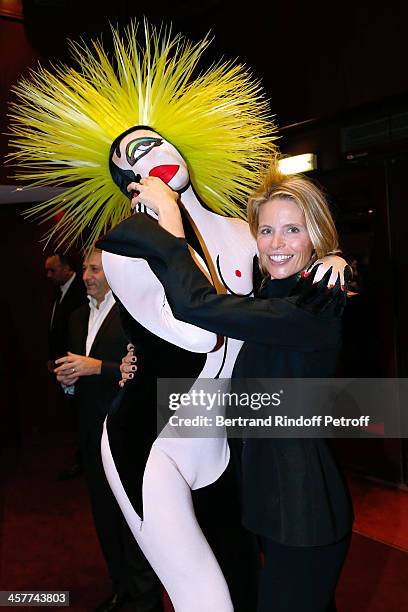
[
  {"x1": 49, "y1": 274, "x2": 87, "y2": 360},
  {"x1": 68, "y1": 301, "x2": 127, "y2": 439}
]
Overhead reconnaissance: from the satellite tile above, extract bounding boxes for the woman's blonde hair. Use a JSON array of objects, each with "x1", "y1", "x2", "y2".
[{"x1": 247, "y1": 160, "x2": 340, "y2": 275}]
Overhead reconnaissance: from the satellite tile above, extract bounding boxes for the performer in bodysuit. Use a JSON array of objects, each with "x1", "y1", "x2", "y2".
[{"x1": 8, "y1": 21, "x2": 347, "y2": 611}]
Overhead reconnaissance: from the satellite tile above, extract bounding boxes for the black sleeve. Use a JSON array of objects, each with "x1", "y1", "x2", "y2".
[
  {"x1": 97, "y1": 214, "x2": 344, "y2": 351},
  {"x1": 100, "y1": 360, "x2": 122, "y2": 383}
]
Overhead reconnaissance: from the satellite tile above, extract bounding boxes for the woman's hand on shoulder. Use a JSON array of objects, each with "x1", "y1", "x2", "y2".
[
  {"x1": 294, "y1": 258, "x2": 350, "y2": 316},
  {"x1": 307, "y1": 255, "x2": 351, "y2": 290}
]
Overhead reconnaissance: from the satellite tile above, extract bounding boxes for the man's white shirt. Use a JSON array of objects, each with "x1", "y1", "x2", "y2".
[{"x1": 86, "y1": 290, "x2": 116, "y2": 356}]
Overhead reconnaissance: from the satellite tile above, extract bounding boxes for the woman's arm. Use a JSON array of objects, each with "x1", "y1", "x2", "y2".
[{"x1": 97, "y1": 214, "x2": 345, "y2": 352}]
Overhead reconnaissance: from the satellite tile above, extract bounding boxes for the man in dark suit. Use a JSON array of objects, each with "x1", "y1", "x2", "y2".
[
  {"x1": 45, "y1": 253, "x2": 87, "y2": 362},
  {"x1": 45, "y1": 253, "x2": 88, "y2": 479},
  {"x1": 54, "y1": 248, "x2": 163, "y2": 612}
]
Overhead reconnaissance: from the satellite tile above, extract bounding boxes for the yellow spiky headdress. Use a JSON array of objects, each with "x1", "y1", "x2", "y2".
[{"x1": 8, "y1": 20, "x2": 278, "y2": 251}]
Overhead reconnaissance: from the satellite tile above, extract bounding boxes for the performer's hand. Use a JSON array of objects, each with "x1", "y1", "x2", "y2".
[
  {"x1": 307, "y1": 255, "x2": 351, "y2": 289},
  {"x1": 54, "y1": 352, "x2": 102, "y2": 379},
  {"x1": 128, "y1": 176, "x2": 185, "y2": 238},
  {"x1": 127, "y1": 176, "x2": 178, "y2": 213},
  {"x1": 119, "y1": 343, "x2": 138, "y2": 387}
]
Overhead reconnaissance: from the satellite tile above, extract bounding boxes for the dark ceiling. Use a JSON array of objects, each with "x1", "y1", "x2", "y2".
[
  {"x1": 17, "y1": 0, "x2": 408, "y2": 124},
  {"x1": 2, "y1": 0, "x2": 408, "y2": 184}
]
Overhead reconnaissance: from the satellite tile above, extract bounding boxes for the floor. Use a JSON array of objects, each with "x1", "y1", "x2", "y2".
[{"x1": 0, "y1": 434, "x2": 407, "y2": 611}]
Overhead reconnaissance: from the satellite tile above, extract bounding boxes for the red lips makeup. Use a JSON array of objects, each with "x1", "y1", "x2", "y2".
[{"x1": 149, "y1": 165, "x2": 179, "y2": 183}]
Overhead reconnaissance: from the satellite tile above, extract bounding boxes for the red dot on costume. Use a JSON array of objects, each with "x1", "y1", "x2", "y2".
[{"x1": 235, "y1": 270, "x2": 242, "y2": 277}]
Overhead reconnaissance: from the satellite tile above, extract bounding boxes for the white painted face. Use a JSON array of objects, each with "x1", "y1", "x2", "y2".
[{"x1": 111, "y1": 128, "x2": 190, "y2": 192}]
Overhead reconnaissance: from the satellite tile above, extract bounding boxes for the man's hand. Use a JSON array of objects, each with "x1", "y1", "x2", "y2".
[
  {"x1": 119, "y1": 343, "x2": 138, "y2": 388},
  {"x1": 57, "y1": 372, "x2": 79, "y2": 386},
  {"x1": 54, "y1": 352, "x2": 102, "y2": 383}
]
